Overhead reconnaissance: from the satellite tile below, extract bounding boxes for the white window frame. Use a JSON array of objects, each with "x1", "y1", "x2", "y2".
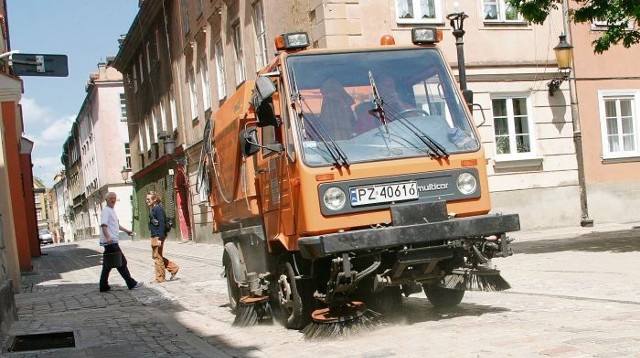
[
  {"x1": 214, "y1": 40, "x2": 227, "y2": 99},
  {"x1": 188, "y1": 68, "x2": 199, "y2": 121},
  {"x1": 253, "y1": 1, "x2": 268, "y2": 68},
  {"x1": 395, "y1": 0, "x2": 443, "y2": 24},
  {"x1": 491, "y1": 94, "x2": 536, "y2": 160},
  {"x1": 119, "y1": 93, "x2": 127, "y2": 122},
  {"x1": 160, "y1": 99, "x2": 167, "y2": 132},
  {"x1": 170, "y1": 92, "x2": 178, "y2": 132},
  {"x1": 231, "y1": 21, "x2": 246, "y2": 85},
  {"x1": 124, "y1": 143, "x2": 131, "y2": 169},
  {"x1": 598, "y1": 90, "x2": 640, "y2": 159},
  {"x1": 200, "y1": 56, "x2": 212, "y2": 111},
  {"x1": 482, "y1": 0, "x2": 524, "y2": 23},
  {"x1": 144, "y1": 116, "x2": 151, "y2": 153}
]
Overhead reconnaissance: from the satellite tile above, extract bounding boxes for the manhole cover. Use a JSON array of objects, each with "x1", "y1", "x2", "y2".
[{"x1": 8, "y1": 331, "x2": 75, "y2": 352}]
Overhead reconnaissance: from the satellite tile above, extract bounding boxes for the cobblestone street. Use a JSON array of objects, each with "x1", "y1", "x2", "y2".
[{"x1": 2, "y1": 223, "x2": 640, "y2": 357}]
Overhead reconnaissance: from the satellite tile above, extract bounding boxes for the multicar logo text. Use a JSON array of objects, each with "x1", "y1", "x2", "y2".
[{"x1": 418, "y1": 183, "x2": 449, "y2": 191}]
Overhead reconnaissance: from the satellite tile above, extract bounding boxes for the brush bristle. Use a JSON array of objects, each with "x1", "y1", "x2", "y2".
[
  {"x1": 301, "y1": 309, "x2": 381, "y2": 340},
  {"x1": 439, "y1": 270, "x2": 511, "y2": 292},
  {"x1": 232, "y1": 301, "x2": 272, "y2": 327}
]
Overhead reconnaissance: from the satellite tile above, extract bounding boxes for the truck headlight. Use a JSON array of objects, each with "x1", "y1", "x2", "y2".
[
  {"x1": 457, "y1": 173, "x2": 477, "y2": 195},
  {"x1": 323, "y1": 187, "x2": 346, "y2": 211}
]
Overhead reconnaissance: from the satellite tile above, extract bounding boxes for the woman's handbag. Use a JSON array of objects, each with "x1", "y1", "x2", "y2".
[{"x1": 103, "y1": 251, "x2": 123, "y2": 269}]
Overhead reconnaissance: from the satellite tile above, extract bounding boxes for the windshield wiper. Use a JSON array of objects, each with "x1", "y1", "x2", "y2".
[
  {"x1": 395, "y1": 116, "x2": 449, "y2": 158},
  {"x1": 368, "y1": 70, "x2": 390, "y2": 137},
  {"x1": 289, "y1": 68, "x2": 350, "y2": 167}
]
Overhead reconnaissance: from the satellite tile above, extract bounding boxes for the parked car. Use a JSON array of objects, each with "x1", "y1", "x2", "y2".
[{"x1": 39, "y1": 229, "x2": 53, "y2": 245}]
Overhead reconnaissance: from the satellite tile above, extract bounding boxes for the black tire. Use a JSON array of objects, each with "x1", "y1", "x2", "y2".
[
  {"x1": 223, "y1": 246, "x2": 242, "y2": 313},
  {"x1": 423, "y1": 285, "x2": 464, "y2": 309},
  {"x1": 275, "y1": 261, "x2": 311, "y2": 330}
]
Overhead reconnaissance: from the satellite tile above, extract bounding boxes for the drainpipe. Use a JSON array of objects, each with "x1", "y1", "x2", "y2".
[{"x1": 563, "y1": 0, "x2": 593, "y2": 227}]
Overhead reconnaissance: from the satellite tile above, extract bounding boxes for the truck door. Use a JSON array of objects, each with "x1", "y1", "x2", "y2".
[{"x1": 255, "y1": 92, "x2": 296, "y2": 248}]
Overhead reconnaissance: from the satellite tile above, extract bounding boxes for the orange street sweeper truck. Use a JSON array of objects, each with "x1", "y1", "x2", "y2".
[{"x1": 200, "y1": 27, "x2": 520, "y2": 338}]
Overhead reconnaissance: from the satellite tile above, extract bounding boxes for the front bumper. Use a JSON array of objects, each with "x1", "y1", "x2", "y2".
[{"x1": 298, "y1": 213, "x2": 520, "y2": 259}]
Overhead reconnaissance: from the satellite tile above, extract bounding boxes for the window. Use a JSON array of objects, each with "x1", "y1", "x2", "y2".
[
  {"x1": 492, "y1": 96, "x2": 533, "y2": 156},
  {"x1": 395, "y1": 0, "x2": 443, "y2": 24},
  {"x1": 144, "y1": 116, "x2": 152, "y2": 152},
  {"x1": 170, "y1": 93, "x2": 178, "y2": 132},
  {"x1": 120, "y1": 93, "x2": 128, "y2": 122},
  {"x1": 138, "y1": 54, "x2": 145, "y2": 83},
  {"x1": 138, "y1": 126, "x2": 145, "y2": 152},
  {"x1": 152, "y1": 109, "x2": 160, "y2": 141},
  {"x1": 145, "y1": 41, "x2": 152, "y2": 73},
  {"x1": 188, "y1": 68, "x2": 199, "y2": 120},
  {"x1": 181, "y1": 0, "x2": 190, "y2": 35},
  {"x1": 124, "y1": 143, "x2": 131, "y2": 169},
  {"x1": 160, "y1": 99, "x2": 167, "y2": 132},
  {"x1": 36, "y1": 209, "x2": 42, "y2": 221},
  {"x1": 231, "y1": 21, "x2": 246, "y2": 85},
  {"x1": 253, "y1": 1, "x2": 268, "y2": 68},
  {"x1": 132, "y1": 66, "x2": 138, "y2": 92},
  {"x1": 214, "y1": 40, "x2": 227, "y2": 99},
  {"x1": 200, "y1": 57, "x2": 212, "y2": 111},
  {"x1": 196, "y1": 0, "x2": 203, "y2": 16},
  {"x1": 599, "y1": 91, "x2": 639, "y2": 159},
  {"x1": 483, "y1": 0, "x2": 523, "y2": 22},
  {"x1": 155, "y1": 28, "x2": 162, "y2": 61}
]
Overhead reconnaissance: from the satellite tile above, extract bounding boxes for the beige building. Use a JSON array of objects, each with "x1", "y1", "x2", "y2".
[
  {"x1": 115, "y1": 0, "x2": 603, "y2": 237},
  {"x1": 62, "y1": 59, "x2": 133, "y2": 240}
]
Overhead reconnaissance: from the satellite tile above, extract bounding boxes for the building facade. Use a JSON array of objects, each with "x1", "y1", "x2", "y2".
[
  {"x1": 62, "y1": 59, "x2": 133, "y2": 240},
  {"x1": 567, "y1": 7, "x2": 640, "y2": 225},
  {"x1": 115, "y1": 0, "x2": 584, "y2": 242}
]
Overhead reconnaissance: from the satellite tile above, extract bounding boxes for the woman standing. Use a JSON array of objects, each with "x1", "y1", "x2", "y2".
[{"x1": 147, "y1": 191, "x2": 179, "y2": 283}]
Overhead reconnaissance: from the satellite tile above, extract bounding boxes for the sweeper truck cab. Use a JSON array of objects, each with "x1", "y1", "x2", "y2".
[{"x1": 202, "y1": 27, "x2": 520, "y2": 337}]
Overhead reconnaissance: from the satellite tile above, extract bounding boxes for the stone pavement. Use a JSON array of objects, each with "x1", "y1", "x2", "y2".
[{"x1": 1, "y1": 221, "x2": 640, "y2": 357}]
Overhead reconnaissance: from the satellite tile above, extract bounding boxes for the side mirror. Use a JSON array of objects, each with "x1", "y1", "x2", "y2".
[
  {"x1": 255, "y1": 76, "x2": 276, "y2": 101},
  {"x1": 240, "y1": 128, "x2": 260, "y2": 157},
  {"x1": 462, "y1": 89, "x2": 473, "y2": 105},
  {"x1": 252, "y1": 77, "x2": 279, "y2": 127}
]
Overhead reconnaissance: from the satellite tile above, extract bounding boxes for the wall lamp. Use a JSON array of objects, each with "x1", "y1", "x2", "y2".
[
  {"x1": 121, "y1": 166, "x2": 132, "y2": 183},
  {"x1": 158, "y1": 131, "x2": 175, "y2": 157},
  {"x1": 548, "y1": 34, "x2": 574, "y2": 96}
]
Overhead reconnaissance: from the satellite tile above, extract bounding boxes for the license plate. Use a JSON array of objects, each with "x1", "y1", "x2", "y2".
[{"x1": 349, "y1": 181, "x2": 418, "y2": 206}]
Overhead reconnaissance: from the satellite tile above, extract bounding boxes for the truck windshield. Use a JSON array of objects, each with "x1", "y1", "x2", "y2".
[{"x1": 285, "y1": 48, "x2": 479, "y2": 167}]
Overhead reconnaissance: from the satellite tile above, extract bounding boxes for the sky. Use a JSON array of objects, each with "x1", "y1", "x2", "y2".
[{"x1": 7, "y1": 0, "x2": 139, "y2": 187}]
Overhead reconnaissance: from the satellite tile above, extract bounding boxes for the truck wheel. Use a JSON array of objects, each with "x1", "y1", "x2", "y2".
[
  {"x1": 276, "y1": 261, "x2": 311, "y2": 330},
  {"x1": 423, "y1": 285, "x2": 464, "y2": 309},
  {"x1": 223, "y1": 247, "x2": 242, "y2": 313}
]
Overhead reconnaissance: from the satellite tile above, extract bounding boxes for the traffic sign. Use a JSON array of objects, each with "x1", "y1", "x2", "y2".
[{"x1": 11, "y1": 53, "x2": 68, "y2": 77}]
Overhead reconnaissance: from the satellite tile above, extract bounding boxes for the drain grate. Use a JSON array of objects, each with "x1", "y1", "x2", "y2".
[{"x1": 8, "y1": 331, "x2": 75, "y2": 352}]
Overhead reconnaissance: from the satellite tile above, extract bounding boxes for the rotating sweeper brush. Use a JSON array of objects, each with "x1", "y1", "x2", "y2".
[{"x1": 301, "y1": 301, "x2": 381, "y2": 340}]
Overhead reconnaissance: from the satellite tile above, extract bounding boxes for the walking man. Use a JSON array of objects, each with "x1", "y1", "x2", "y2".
[
  {"x1": 147, "y1": 191, "x2": 179, "y2": 283},
  {"x1": 99, "y1": 192, "x2": 143, "y2": 292}
]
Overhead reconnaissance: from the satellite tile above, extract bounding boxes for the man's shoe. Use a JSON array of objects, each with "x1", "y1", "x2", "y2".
[
  {"x1": 170, "y1": 270, "x2": 179, "y2": 281},
  {"x1": 130, "y1": 281, "x2": 144, "y2": 290},
  {"x1": 99, "y1": 287, "x2": 111, "y2": 293}
]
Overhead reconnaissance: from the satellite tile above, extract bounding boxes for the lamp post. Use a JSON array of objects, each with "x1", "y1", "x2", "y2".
[
  {"x1": 549, "y1": 30, "x2": 592, "y2": 226},
  {"x1": 120, "y1": 166, "x2": 132, "y2": 183},
  {"x1": 447, "y1": 11, "x2": 469, "y2": 92},
  {"x1": 547, "y1": 34, "x2": 574, "y2": 96}
]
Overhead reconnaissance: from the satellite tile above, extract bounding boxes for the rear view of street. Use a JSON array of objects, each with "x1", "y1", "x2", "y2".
[{"x1": 3, "y1": 224, "x2": 640, "y2": 357}]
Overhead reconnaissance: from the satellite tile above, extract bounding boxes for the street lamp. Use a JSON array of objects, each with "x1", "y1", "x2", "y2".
[
  {"x1": 447, "y1": 11, "x2": 469, "y2": 92},
  {"x1": 121, "y1": 166, "x2": 132, "y2": 183},
  {"x1": 548, "y1": 34, "x2": 574, "y2": 96},
  {"x1": 158, "y1": 131, "x2": 175, "y2": 157}
]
